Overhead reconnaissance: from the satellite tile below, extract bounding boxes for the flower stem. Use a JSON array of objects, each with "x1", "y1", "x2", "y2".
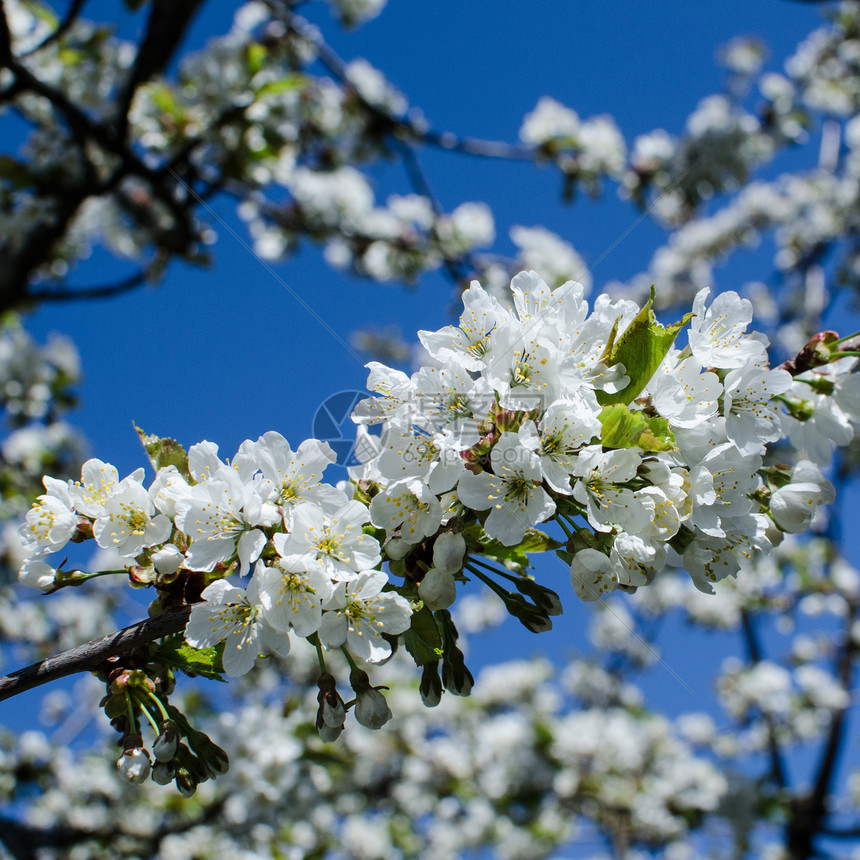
[
  {"x1": 139, "y1": 698, "x2": 161, "y2": 734},
  {"x1": 466, "y1": 564, "x2": 511, "y2": 601},
  {"x1": 555, "y1": 516, "x2": 574, "y2": 540},
  {"x1": 124, "y1": 691, "x2": 139, "y2": 735},
  {"x1": 340, "y1": 646, "x2": 358, "y2": 672},
  {"x1": 469, "y1": 557, "x2": 519, "y2": 585},
  {"x1": 835, "y1": 330, "x2": 860, "y2": 345},
  {"x1": 147, "y1": 690, "x2": 170, "y2": 723},
  {"x1": 308, "y1": 633, "x2": 327, "y2": 673}
]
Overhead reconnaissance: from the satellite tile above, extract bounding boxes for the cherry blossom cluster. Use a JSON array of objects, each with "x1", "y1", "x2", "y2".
[
  {"x1": 17, "y1": 270, "x2": 858, "y2": 619},
  {"x1": 351, "y1": 270, "x2": 853, "y2": 601},
  {"x1": 17, "y1": 435, "x2": 414, "y2": 677},
  {"x1": 13, "y1": 270, "x2": 860, "y2": 790}
]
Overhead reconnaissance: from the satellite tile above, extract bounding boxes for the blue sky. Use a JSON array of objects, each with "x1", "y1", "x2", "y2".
[
  {"x1": 15, "y1": 0, "x2": 850, "y2": 818},
  {"x1": 24, "y1": 0, "x2": 824, "y2": 469}
]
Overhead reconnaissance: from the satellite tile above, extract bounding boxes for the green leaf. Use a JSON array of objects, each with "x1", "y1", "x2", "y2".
[
  {"x1": 599, "y1": 404, "x2": 675, "y2": 452},
  {"x1": 473, "y1": 527, "x2": 562, "y2": 568},
  {"x1": 135, "y1": 423, "x2": 191, "y2": 480},
  {"x1": 256, "y1": 75, "x2": 307, "y2": 100},
  {"x1": 596, "y1": 285, "x2": 692, "y2": 406},
  {"x1": 517, "y1": 530, "x2": 565, "y2": 553},
  {"x1": 247, "y1": 42, "x2": 267, "y2": 75},
  {"x1": 403, "y1": 606, "x2": 443, "y2": 666},
  {"x1": 145, "y1": 82, "x2": 180, "y2": 118},
  {"x1": 153, "y1": 636, "x2": 227, "y2": 682}
]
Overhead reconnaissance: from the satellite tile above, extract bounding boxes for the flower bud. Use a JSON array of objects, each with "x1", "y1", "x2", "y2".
[
  {"x1": 770, "y1": 460, "x2": 835, "y2": 533},
  {"x1": 384, "y1": 537, "x2": 412, "y2": 561},
  {"x1": 420, "y1": 661, "x2": 443, "y2": 707},
  {"x1": 117, "y1": 746, "x2": 151, "y2": 784},
  {"x1": 317, "y1": 720, "x2": 344, "y2": 742},
  {"x1": 432, "y1": 532, "x2": 466, "y2": 574},
  {"x1": 18, "y1": 559, "x2": 57, "y2": 591},
  {"x1": 316, "y1": 672, "x2": 346, "y2": 739},
  {"x1": 185, "y1": 732, "x2": 229, "y2": 777},
  {"x1": 153, "y1": 544, "x2": 184, "y2": 577},
  {"x1": 174, "y1": 767, "x2": 197, "y2": 797},
  {"x1": 151, "y1": 760, "x2": 175, "y2": 785},
  {"x1": 441, "y1": 647, "x2": 474, "y2": 697},
  {"x1": 349, "y1": 668, "x2": 392, "y2": 730},
  {"x1": 418, "y1": 567, "x2": 456, "y2": 610},
  {"x1": 153, "y1": 719, "x2": 179, "y2": 762}
]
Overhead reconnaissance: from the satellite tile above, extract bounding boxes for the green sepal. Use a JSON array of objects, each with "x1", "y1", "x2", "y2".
[
  {"x1": 596, "y1": 285, "x2": 693, "y2": 406},
  {"x1": 101, "y1": 693, "x2": 128, "y2": 719},
  {"x1": 135, "y1": 424, "x2": 191, "y2": 480},
  {"x1": 514, "y1": 577, "x2": 563, "y2": 616},
  {"x1": 403, "y1": 605, "x2": 443, "y2": 666},
  {"x1": 599, "y1": 404, "x2": 676, "y2": 452},
  {"x1": 152, "y1": 636, "x2": 227, "y2": 682},
  {"x1": 501, "y1": 592, "x2": 553, "y2": 633}
]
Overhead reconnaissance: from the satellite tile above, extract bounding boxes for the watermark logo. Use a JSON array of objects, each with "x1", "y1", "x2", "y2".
[{"x1": 312, "y1": 391, "x2": 379, "y2": 467}]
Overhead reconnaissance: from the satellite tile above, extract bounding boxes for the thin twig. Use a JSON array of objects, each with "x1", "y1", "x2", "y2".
[
  {"x1": 28, "y1": 270, "x2": 150, "y2": 302},
  {"x1": 283, "y1": 9, "x2": 537, "y2": 162},
  {"x1": 740, "y1": 608, "x2": 789, "y2": 790}
]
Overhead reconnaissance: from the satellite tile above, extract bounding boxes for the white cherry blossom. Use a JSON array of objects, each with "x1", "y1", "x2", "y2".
[
  {"x1": 456, "y1": 432, "x2": 556, "y2": 546},
  {"x1": 185, "y1": 574, "x2": 289, "y2": 677},
  {"x1": 319, "y1": 570, "x2": 412, "y2": 662}
]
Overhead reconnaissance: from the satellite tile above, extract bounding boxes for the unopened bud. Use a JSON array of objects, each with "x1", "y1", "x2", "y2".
[
  {"x1": 152, "y1": 544, "x2": 185, "y2": 577},
  {"x1": 316, "y1": 672, "x2": 346, "y2": 739},
  {"x1": 349, "y1": 669, "x2": 392, "y2": 730},
  {"x1": 432, "y1": 532, "x2": 466, "y2": 574},
  {"x1": 384, "y1": 537, "x2": 412, "y2": 561},
  {"x1": 174, "y1": 767, "x2": 197, "y2": 797},
  {"x1": 153, "y1": 719, "x2": 179, "y2": 762},
  {"x1": 151, "y1": 760, "x2": 175, "y2": 785},
  {"x1": 418, "y1": 567, "x2": 456, "y2": 610},
  {"x1": 117, "y1": 746, "x2": 151, "y2": 784},
  {"x1": 420, "y1": 661, "x2": 443, "y2": 707}
]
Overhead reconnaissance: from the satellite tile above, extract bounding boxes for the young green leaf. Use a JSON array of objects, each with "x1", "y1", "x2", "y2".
[
  {"x1": 135, "y1": 423, "x2": 191, "y2": 480},
  {"x1": 153, "y1": 636, "x2": 227, "y2": 682},
  {"x1": 599, "y1": 404, "x2": 676, "y2": 452},
  {"x1": 596, "y1": 285, "x2": 693, "y2": 406}
]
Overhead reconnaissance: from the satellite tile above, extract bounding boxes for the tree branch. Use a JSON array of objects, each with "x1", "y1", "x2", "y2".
[
  {"x1": 739, "y1": 608, "x2": 789, "y2": 790},
  {"x1": 0, "y1": 604, "x2": 194, "y2": 702},
  {"x1": 786, "y1": 600, "x2": 858, "y2": 859},
  {"x1": 283, "y1": 8, "x2": 537, "y2": 162},
  {"x1": 114, "y1": 0, "x2": 207, "y2": 140},
  {"x1": 27, "y1": 269, "x2": 151, "y2": 303}
]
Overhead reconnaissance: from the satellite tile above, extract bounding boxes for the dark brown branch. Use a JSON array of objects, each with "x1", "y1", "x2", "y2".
[
  {"x1": 27, "y1": 270, "x2": 150, "y2": 302},
  {"x1": 739, "y1": 608, "x2": 789, "y2": 790},
  {"x1": 114, "y1": 0, "x2": 207, "y2": 140},
  {"x1": 786, "y1": 600, "x2": 858, "y2": 859},
  {"x1": 283, "y1": 8, "x2": 537, "y2": 163},
  {"x1": 0, "y1": 604, "x2": 194, "y2": 702},
  {"x1": 0, "y1": 0, "x2": 15, "y2": 67}
]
